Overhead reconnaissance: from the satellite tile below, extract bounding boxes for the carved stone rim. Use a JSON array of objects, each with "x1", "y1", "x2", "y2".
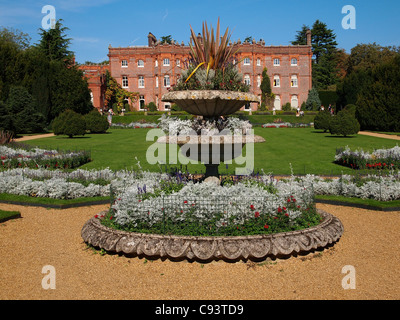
[
  {"x1": 162, "y1": 90, "x2": 260, "y2": 103},
  {"x1": 81, "y1": 209, "x2": 344, "y2": 262}
]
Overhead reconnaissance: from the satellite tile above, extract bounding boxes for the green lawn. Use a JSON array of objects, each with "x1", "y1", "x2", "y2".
[
  {"x1": 23, "y1": 127, "x2": 399, "y2": 175},
  {"x1": 0, "y1": 209, "x2": 21, "y2": 223}
]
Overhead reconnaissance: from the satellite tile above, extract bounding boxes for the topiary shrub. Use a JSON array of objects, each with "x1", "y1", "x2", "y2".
[
  {"x1": 53, "y1": 109, "x2": 86, "y2": 138},
  {"x1": 314, "y1": 111, "x2": 331, "y2": 132},
  {"x1": 146, "y1": 102, "x2": 158, "y2": 112},
  {"x1": 329, "y1": 110, "x2": 360, "y2": 137},
  {"x1": 85, "y1": 109, "x2": 109, "y2": 133}
]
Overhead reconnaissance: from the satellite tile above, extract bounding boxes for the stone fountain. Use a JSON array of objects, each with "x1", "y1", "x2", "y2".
[{"x1": 158, "y1": 90, "x2": 266, "y2": 179}]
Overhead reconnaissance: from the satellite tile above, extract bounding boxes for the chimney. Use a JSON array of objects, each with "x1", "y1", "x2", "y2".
[
  {"x1": 306, "y1": 29, "x2": 311, "y2": 46},
  {"x1": 148, "y1": 32, "x2": 157, "y2": 47}
]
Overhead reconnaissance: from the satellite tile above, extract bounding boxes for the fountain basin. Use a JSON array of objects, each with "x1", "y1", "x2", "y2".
[{"x1": 162, "y1": 90, "x2": 260, "y2": 117}]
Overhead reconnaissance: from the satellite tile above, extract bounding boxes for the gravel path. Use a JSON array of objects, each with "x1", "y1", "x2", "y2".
[{"x1": 0, "y1": 202, "x2": 399, "y2": 300}]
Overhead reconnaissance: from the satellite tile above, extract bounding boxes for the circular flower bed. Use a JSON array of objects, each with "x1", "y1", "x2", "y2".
[{"x1": 81, "y1": 177, "x2": 345, "y2": 261}]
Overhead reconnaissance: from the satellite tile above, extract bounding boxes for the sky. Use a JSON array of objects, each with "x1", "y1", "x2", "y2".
[{"x1": 1, "y1": 0, "x2": 399, "y2": 64}]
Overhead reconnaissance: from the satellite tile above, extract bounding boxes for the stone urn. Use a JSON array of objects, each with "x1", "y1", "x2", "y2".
[{"x1": 160, "y1": 90, "x2": 265, "y2": 178}]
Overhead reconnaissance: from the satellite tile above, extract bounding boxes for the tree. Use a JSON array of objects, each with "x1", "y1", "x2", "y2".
[
  {"x1": 355, "y1": 54, "x2": 400, "y2": 132},
  {"x1": 260, "y1": 68, "x2": 274, "y2": 109},
  {"x1": 292, "y1": 20, "x2": 339, "y2": 89},
  {"x1": 305, "y1": 88, "x2": 321, "y2": 110},
  {"x1": 52, "y1": 109, "x2": 86, "y2": 138},
  {"x1": 329, "y1": 110, "x2": 360, "y2": 137},
  {"x1": 313, "y1": 111, "x2": 331, "y2": 132},
  {"x1": 5, "y1": 86, "x2": 46, "y2": 134},
  {"x1": 35, "y1": 19, "x2": 73, "y2": 65},
  {"x1": 160, "y1": 35, "x2": 172, "y2": 44},
  {"x1": 85, "y1": 109, "x2": 109, "y2": 133}
]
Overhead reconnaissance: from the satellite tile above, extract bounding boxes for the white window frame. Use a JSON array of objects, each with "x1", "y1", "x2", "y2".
[
  {"x1": 139, "y1": 95, "x2": 145, "y2": 110},
  {"x1": 155, "y1": 60, "x2": 158, "y2": 67},
  {"x1": 243, "y1": 57, "x2": 250, "y2": 65},
  {"x1": 274, "y1": 95, "x2": 281, "y2": 110},
  {"x1": 163, "y1": 58, "x2": 170, "y2": 66},
  {"x1": 138, "y1": 76, "x2": 145, "y2": 88},
  {"x1": 176, "y1": 59, "x2": 180, "y2": 67},
  {"x1": 164, "y1": 75, "x2": 170, "y2": 87},
  {"x1": 155, "y1": 76, "x2": 159, "y2": 88},
  {"x1": 257, "y1": 58, "x2": 261, "y2": 66},
  {"x1": 273, "y1": 75, "x2": 280, "y2": 87},
  {"x1": 257, "y1": 75, "x2": 261, "y2": 88},
  {"x1": 273, "y1": 58, "x2": 280, "y2": 66},
  {"x1": 291, "y1": 75, "x2": 298, "y2": 88},
  {"x1": 122, "y1": 76, "x2": 129, "y2": 88},
  {"x1": 291, "y1": 95, "x2": 299, "y2": 108},
  {"x1": 244, "y1": 74, "x2": 251, "y2": 86},
  {"x1": 164, "y1": 103, "x2": 171, "y2": 110},
  {"x1": 291, "y1": 58, "x2": 298, "y2": 66},
  {"x1": 137, "y1": 59, "x2": 144, "y2": 67},
  {"x1": 121, "y1": 60, "x2": 128, "y2": 68}
]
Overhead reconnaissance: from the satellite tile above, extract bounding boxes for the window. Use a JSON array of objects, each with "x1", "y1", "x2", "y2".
[
  {"x1": 273, "y1": 58, "x2": 280, "y2": 66},
  {"x1": 243, "y1": 57, "x2": 250, "y2": 65},
  {"x1": 164, "y1": 103, "x2": 171, "y2": 110},
  {"x1": 291, "y1": 58, "x2": 298, "y2": 66},
  {"x1": 137, "y1": 60, "x2": 144, "y2": 67},
  {"x1": 274, "y1": 95, "x2": 281, "y2": 110},
  {"x1": 257, "y1": 58, "x2": 261, "y2": 66},
  {"x1": 291, "y1": 75, "x2": 298, "y2": 87},
  {"x1": 139, "y1": 95, "x2": 145, "y2": 110},
  {"x1": 257, "y1": 75, "x2": 261, "y2": 88},
  {"x1": 121, "y1": 60, "x2": 128, "y2": 67},
  {"x1": 176, "y1": 59, "x2": 180, "y2": 67},
  {"x1": 163, "y1": 58, "x2": 170, "y2": 66},
  {"x1": 164, "y1": 75, "x2": 170, "y2": 87},
  {"x1": 155, "y1": 60, "x2": 158, "y2": 67},
  {"x1": 244, "y1": 74, "x2": 251, "y2": 86},
  {"x1": 291, "y1": 95, "x2": 299, "y2": 109},
  {"x1": 122, "y1": 76, "x2": 129, "y2": 88},
  {"x1": 244, "y1": 103, "x2": 251, "y2": 111},
  {"x1": 138, "y1": 76, "x2": 145, "y2": 88},
  {"x1": 155, "y1": 76, "x2": 159, "y2": 88},
  {"x1": 273, "y1": 75, "x2": 280, "y2": 87}
]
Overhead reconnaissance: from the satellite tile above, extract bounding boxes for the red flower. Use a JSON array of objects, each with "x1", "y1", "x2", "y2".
[
  {"x1": 277, "y1": 207, "x2": 282, "y2": 213},
  {"x1": 184, "y1": 200, "x2": 188, "y2": 204},
  {"x1": 94, "y1": 215, "x2": 99, "y2": 218},
  {"x1": 254, "y1": 212, "x2": 260, "y2": 218},
  {"x1": 264, "y1": 224, "x2": 269, "y2": 229},
  {"x1": 250, "y1": 204, "x2": 255, "y2": 210},
  {"x1": 285, "y1": 213, "x2": 289, "y2": 217},
  {"x1": 109, "y1": 216, "x2": 113, "y2": 220},
  {"x1": 283, "y1": 207, "x2": 287, "y2": 211}
]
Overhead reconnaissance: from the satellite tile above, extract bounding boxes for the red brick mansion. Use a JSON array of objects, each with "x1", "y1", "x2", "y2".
[{"x1": 79, "y1": 31, "x2": 312, "y2": 112}]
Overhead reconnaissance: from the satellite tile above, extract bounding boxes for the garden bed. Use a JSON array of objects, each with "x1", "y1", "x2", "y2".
[{"x1": 81, "y1": 209, "x2": 343, "y2": 262}]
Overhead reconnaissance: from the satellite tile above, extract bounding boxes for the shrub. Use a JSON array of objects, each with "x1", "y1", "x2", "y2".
[
  {"x1": 146, "y1": 102, "x2": 157, "y2": 112},
  {"x1": 313, "y1": 111, "x2": 331, "y2": 132},
  {"x1": 343, "y1": 104, "x2": 357, "y2": 117},
  {"x1": 53, "y1": 109, "x2": 86, "y2": 138},
  {"x1": 282, "y1": 102, "x2": 291, "y2": 111},
  {"x1": 85, "y1": 109, "x2": 109, "y2": 133},
  {"x1": 329, "y1": 110, "x2": 360, "y2": 137}
]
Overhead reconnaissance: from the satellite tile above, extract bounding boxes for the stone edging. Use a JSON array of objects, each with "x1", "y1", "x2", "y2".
[{"x1": 81, "y1": 209, "x2": 344, "y2": 262}]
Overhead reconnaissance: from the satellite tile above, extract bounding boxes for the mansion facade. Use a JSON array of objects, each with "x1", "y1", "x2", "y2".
[{"x1": 79, "y1": 31, "x2": 312, "y2": 112}]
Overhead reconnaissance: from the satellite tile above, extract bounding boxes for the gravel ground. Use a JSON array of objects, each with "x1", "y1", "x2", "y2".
[{"x1": 0, "y1": 202, "x2": 399, "y2": 300}]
